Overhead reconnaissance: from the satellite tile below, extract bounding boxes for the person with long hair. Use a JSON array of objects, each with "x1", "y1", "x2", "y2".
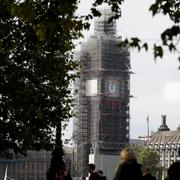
[{"x1": 113, "y1": 147, "x2": 142, "y2": 180}]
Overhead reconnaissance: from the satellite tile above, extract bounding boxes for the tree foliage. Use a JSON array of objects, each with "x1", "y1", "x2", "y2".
[
  {"x1": 90, "y1": 0, "x2": 180, "y2": 64},
  {"x1": 0, "y1": 0, "x2": 83, "y2": 158},
  {"x1": 133, "y1": 146, "x2": 160, "y2": 176},
  {"x1": 0, "y1": 0, "x2": 179, "y2": 158},
  {"x1": 148, "y1": 0, "x2": 179, "y2": 61}
]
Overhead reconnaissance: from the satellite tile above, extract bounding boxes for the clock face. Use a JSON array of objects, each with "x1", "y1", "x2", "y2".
[
  {"x1": 108, "y1": 82, "x2": 118, "y2": 93},
  {"x1": 106, "y1": 80, "x2": 120, "y2": 97}
]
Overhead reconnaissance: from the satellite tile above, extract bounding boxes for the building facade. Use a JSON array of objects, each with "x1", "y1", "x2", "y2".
[
  {"x1": 147, "y1": 115, "x2": 180, "y2": 179},
  {"x1": 74, "y1": 10, "x2": 130, "y2": 177}
]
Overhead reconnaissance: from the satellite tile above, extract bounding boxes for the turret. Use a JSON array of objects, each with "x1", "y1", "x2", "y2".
[{"x1": 158, "y1": 115, "x2": 170, "y2": 131}]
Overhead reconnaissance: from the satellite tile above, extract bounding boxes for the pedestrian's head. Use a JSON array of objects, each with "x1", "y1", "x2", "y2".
[
  {"x1": 167, "y1": 157, "x2": 180, "y2": 180},
  {"x1": 88, "y1": 163, "x2": 95, "y2": 174},
  {"x1": 120, "y1": 147, "x2": 137, "y2": 162},
  {"x1": 144, "y1": 167, "x2": 150, "y2": 174},
  {"x1": 97, "y1": 170, "x2": 103, "y2": 176}
]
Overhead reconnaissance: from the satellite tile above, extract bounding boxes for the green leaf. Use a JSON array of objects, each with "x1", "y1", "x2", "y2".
[
  {"x1": 154, "y1": 45, "x2": 163, "y2": 58},
  {"x1": 93, "y1": 0, "x2": 104, "y2": 6},
  {"x1": 142, "y1": 42, "x2": 148, "y2": 51},
  {"x1": 149, "y1": 4, "x2": 159, "y2": 16},
  {"x1": 117, "y1": 39, "x2": 129, "y2": 48},
  {"x1": 130, "y1": 37, "x2": 141, "y2": 51},
  {"x1": 91, "y1": 8, "x2": 101, "y2": 17},
  {"x1": 169, "y1": 43, "x2": 176, "y2": 52}
]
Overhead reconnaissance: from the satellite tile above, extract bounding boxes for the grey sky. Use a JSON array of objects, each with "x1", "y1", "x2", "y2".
[
  {"x1": 63, "y1": 0, "x2": 180, "y2": 141},
  {"x1": 118, "y1": 0, "x2": 180, "y2": 138}
]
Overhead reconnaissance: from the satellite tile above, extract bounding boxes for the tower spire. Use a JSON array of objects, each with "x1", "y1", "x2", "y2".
[{"x1": 94, "y1": 9, "x2": 116, "y2": 36}]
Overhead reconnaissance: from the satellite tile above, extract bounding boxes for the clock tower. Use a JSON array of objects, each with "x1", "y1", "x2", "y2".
[{"x1": 74, "y1": 9, "x2": 130, "y2": 177}]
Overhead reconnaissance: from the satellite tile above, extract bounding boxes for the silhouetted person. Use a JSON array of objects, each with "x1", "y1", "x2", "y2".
[
  {"x1": 142, "y1": 167, "x2": 157, "y2": 180},
  {"x1": 55, "y1": 166, "x2": 73, "y2": 180},
  {"x1": 88, "y1": 164, "x2": 100, "y2": 180},
  {"x1": 166, "y1": 147, "x2": 180, "y2": 180},
  {"x1": 47, "y1": 147, "x2": 72, "y2": 180},
  {"x1": 113, "y1": 147, "x2": 142, "y2": 180},
  {"x1": 97, "y1": 170, "x2": 107, "y2": 180},
  {"x1": 165, "y1": 148, "x2": 180, "y2": 180},
  {"x1": 81, "y1": 176, "x2": 86, "y2": 180}
]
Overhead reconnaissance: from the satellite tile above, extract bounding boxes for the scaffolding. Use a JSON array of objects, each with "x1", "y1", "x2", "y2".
[{"x1": 74, "y1": 10, "x2": 130, "y2": 177}]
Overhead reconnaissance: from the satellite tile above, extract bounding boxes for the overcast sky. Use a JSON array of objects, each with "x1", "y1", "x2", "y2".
[
  {"x1": 118, "y1": 0, "x2": 180, "y2": 138},
  {"x1": 63, "y1": 0, "x2": 180, "y2": 142}
]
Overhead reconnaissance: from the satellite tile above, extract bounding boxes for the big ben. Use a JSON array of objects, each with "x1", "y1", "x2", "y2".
[{"x1": 74, "y1": 9, "x2": 130, "y2": 178}]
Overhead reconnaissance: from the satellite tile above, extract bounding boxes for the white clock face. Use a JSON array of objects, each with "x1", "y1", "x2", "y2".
[
  {"x1": 108, "y1": 82, "x2": 118, "y2": 93},
  {"x1": 106, "y1": 80, "x2": 120, "y2": 97}
]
